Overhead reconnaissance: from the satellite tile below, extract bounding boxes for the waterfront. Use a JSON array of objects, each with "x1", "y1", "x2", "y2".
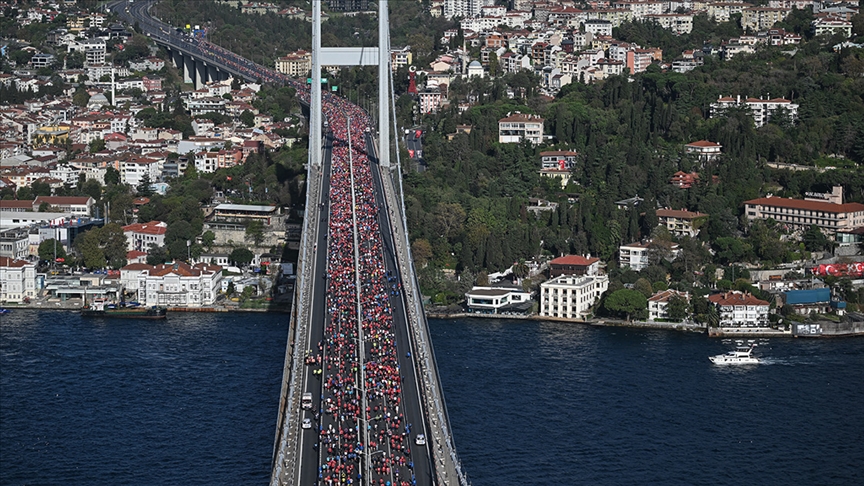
[{"x1": 2, "y1": 312, "x2": 863, "y2": 485}]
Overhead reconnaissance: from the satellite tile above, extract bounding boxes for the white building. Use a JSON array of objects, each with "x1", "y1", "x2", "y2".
[
  {"x1": 498, "y1": 112, "x2": 544, "y2": 145},
  {"x1": 0, "y1": 257, "x2": 38, "y2": 303},
  {"x1": 708, "y1": 291, "x2": 770, "y2": 327},
  {"x1": 711, "y1": 95, "x2": 799, "y2": 128},
  {"x1": 539, "y1": 274, "x2": 609, "y2": 320},
  {"x1": 119, "y1": 262, "x2": 152, "y2": 292},
  {"x1": 122, "y1": 221, "x2": 167, "y2": 252},
  {"x1": 137, "y1": 261, "x2": 223, "y2": 307},
  {"x1": 464, "y1": 285, "x2": 534, "y2": 314},
  {"x1": 618, "y1": 241, "x2": 651, "y2": 271},
  {"x1": 648, "y1": 289, "x2": 690, "y2": 321}
]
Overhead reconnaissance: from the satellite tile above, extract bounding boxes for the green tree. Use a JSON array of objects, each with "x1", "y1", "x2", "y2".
[
  {"x1": 99, "y1": 223, "x2": 128, "y2": 269},
  {"x1": 411, "y1": 238, "x2": 433, "y2": 267},
  {"x1": 666, "y1": 294, "x2": 690, "y2": 322},
  {"x1": 245, "y1": 220, "x2": 265, "y2": 246},
  {"x1": 240, "y1": 109, "x2": 255, "y2": 127},
  {"x1": 105, "y1": 166, "x2": 121, "y2": 185},
  {"x1": 75, "y1": 230, "x2": 106, "y2": 269},
  {"x1": 72, "y1": 88, "x2": 90, "y2": 107},
  {"x1": 604, "y1": 289, "x2": 648, "y2": 321},
  {"x1": 634, "y1": 277, "x2": 654, "y2": 298},
  {"x1": 229, "y1": 247, "x2": 254, "y2": 266},
  {"x1": 201, "y1": 230, "x2": 216, "y2": 251},
  {"x1": 38, "y1": 239, "x2": 66, "y2": 262},
  {"x1": 89, "y1": 138, "x2": 106, "y2": 153},
  {"x1": 802, "y1": 225, "x2": 830, "y2": 252}
]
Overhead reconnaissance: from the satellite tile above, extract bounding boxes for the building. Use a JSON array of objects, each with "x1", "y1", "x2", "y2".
[
  {"x1": 684, "y1": 140, "x2": 722, "y2": 162},
  {"x1": 0, "y1": 228, "x2": 30, "y2": 260},
  {"x1": 812, "y1": 18, "x2": 853, "y2": 38},
  {"x1": 33, "y1": 196, "x2": 95, "y2": 215},
  {"x1": 549, "y1": 255, "x2": 601, "y2": 277},
  {"x1": 443, "y1": 0, "x2": 495, "y2": 19},
  {"x1": 539, "y1": 274, "x2": 609, "y2": 320},
  {"x1": 648, "y1": 289, "x2": 690, "y2": 321},
  {"x1": 119, "y1": 262, "x2": 152, "y2": 292},
  {"x1": 390, "y1": 45, "x2": 412, "y2": 71},
  {"x1": 275, "y1": 50, "x2": 312, "y2": 77},
  {"x1": 619, "y1": 241, "x2": 651, "y2": 270},
  {"x1": 656, "y1": 208, "x2": 708, "y2": 238},
  {"x1": 708, "y1": 291, "x2": 770, "y2": 327},
  {"x1": 137, "y1": 261, "x2": 223, "y2": 307},
  {"x1": 464, "y1": 285, "x2": 534, "y2": 315},
  {"x1": 122, "y1": 221, "x2": 167, "y2": 252},
  {"x1": 0, "y1": 256, "x2": 38, "y2": 303},
  {"x1": 498, "y1": 112, "x2": 544, "y2": 145},
  {"x1": 744, "y1": 186, "x2": 864, "y2": 238},
  {"x1": 418, "y1": 86, "x2": 443, "y2": 115},
  {"x1": 741, "y1": 7, "x2": 790, "y2": 31},
  {"x1": 711, "y1": 95, "x2": 799, "y2": 128},
  {"x1": 328, "y1": 0, "x2": 370, "y2": 12},
  {"x1": 783, "y1": 288, "x2": 832, "y2": 315},
  {"x1": 645, "y1": 13, "x2": 693, "y2": 35}
]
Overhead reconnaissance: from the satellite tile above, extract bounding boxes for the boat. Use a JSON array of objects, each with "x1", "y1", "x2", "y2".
[
  {"x1": 709, "y1": 344, "x2": 759, "y2": 365},
  {"x1": 81, "y1": 299, "x2": 167, "y2": 319},
  {"x1": 0, "y1": 308, "x2": 10, "y2": 315}
]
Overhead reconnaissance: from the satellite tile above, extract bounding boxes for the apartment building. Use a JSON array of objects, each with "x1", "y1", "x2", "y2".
[
  {"x1": 498, "y1": 112, "x2": 544, "y2": 145},
  {"x1": 708, "y1": 291, "x2": 770, "y2": 327},
  {"x1": 539, "y1": 274, "x2": 609, "y2": 320},
  {"x1": 275, "y1": 50, "x2": 311, "y2": 77},
  {"x1": 741, "y1": 7, "x2": 790, "y2": 31},
  {"x1": 744, "y1": 186, "x2": 864, "y2": 237},
  {"x1": 0, "y1": 256, "x2": 38, "y2": 303},
  {"x1": 656, "y1": 208, "x2": 708, "y2": 238},
  {"x1": 711, "y1": 95, "x2": 799, "y2": 127},
  {"x1": 137, "y1": 261, "x2": 223, "y2": 307},
  {"x1": 122, "y1": 221, "x2": 167, "y2": 252},
  {"x1": 685, "y1": 140, "x2": 722, "y2": 161},
  {"x1": 549, "y1": 255, "x2": 601, "y2": 277},
  {"x1": 648, "y1": 289, "x2": 690, "y2": 321}
]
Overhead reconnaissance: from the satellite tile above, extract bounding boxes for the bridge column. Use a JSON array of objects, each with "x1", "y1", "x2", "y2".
[
  {"x1": 207, "y1": 64, "x2": 219, "y2": 85},
  {"x1": 183, "y1": 54, "x2": 195, "y2": 85},
  {"x1": 195, "y1": 60, "x2": 207, "y2": 89},
  {"x1": 378, "y1": 0, "x2": 390, "y2": 168},
  {"x1": 171, "y1": 48, "x2": 184, "y2": 73}
]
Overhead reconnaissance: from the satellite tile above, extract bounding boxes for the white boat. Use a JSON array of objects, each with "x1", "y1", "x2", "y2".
[{"x1": 709, "y1": 345, "x2": 760, "y2": 365}]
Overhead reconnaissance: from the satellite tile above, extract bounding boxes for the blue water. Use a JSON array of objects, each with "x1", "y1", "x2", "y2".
[{"x1": 2, "y1": 312, "x2": 863, "y2": 485}]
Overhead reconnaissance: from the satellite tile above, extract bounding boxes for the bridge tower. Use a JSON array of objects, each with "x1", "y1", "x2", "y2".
[{"x1": 309, "y1": 0, "x2": 390, "y2": 169}]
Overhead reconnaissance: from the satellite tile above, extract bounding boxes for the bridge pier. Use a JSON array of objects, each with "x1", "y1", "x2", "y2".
[
  {"x1": 195, "y1": 60, "x2": 207, "y2": 89},
  {"x1": 207, "y1": 64, "x2": 219, "y2": 84},
  {"x1": 183, "y1": 55, "x2": 195, "y2": 86}
]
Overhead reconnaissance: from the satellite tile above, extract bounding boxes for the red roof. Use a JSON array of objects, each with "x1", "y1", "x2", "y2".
[
  {"x1": 745, "y1": 197, "x2": 864, "y2": 214},
  {"x1": 126, "y1": 250, "x2": 147, "y2": 259},
  {"x1": 33, "y1": 196, "x2": 92, "y2": 206},
  {"x1": 550, "y1": 255, "x2": 600, "y2": 266},
  {"x1": 540, "y1": 151, "x2": 577, "y2": 156},
  {"x1": 122, "y1": 221, "x2": 167, "y2": 235},
  {"x1": 121, "y1": 263, "x2": 152, "y2": 271},
  {"x1": 686, "y1": 140, "x2": 720, "y2": 148},
  {"x1": 657, "y1": 208, "x2": 708, "y2": 219},
  {"x1": 0, "y1": 199, "x2": 35, "y2": 209},
  {"x1": 0, "y1": 256, "x2": 32, "y2": 267},
  {"x1": 709, "y1": 292, "x2": 769, "y2": 307},
  {"x1": 499, "y1": 112, "x2": 544, "y2": 123}
]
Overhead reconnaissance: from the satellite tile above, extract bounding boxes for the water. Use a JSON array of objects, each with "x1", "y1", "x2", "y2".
[{"x1": 2, "y1": 313, "x2": 863, "y2": 485}]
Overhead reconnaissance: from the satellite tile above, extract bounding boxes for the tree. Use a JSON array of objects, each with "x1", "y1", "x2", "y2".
[
  {"x1": 201, "y1": 230, "x2": 216, "y2": 251},
  {"x1": 245, "y1": 220, "x2": 265, "y2": 246},
  {"x1": 147, "y1": 245, "x2": 170, "y2": 266},
  {"x1": 411, "y1": 238, "x2": 433, "y2": 267},
  {"x1": 105, "y1": 166, "x2": 121, "y2": 185},
  {"x1": 240, "y1": 109, "x2": 255, "y2": 127},
  {"x1": 802, "y1": 225, "x2": 830, "y2": 252},
  {"x1": 666, "y1": 294, "x2": 690, "y2": 322},
  {"x1": 229, "y1": 247, "x2": 254, "y2": 267},
  {"x1": 38, "y1": 239, "x2": 66, "y2": 262},
  {"x1": 604, "y1": 289, "x2": 647, "y2": 321},
  {"x1": 75, "y1": 230, "x2": 106, "y2": 269},
  {"x1": 89, "y1": 138, "x2": 106, "y2": 153},
  {"x1": 432, "y1": 202, "x2": 466, "y2": 239},
  {"x1": 72, "y1": 88, "x2": 90, "y2": 107},
  {"x1": 136, "y1": 173, "x2": 153, "y2": 197},
  {"x1": 38, "y1": 202, "x2": 51, "y2": 212},
  {"x1": 634, "y1": 277, "x2": 654, "y2": 298},
  {"x1": 99, "y1": 223, "x2": 128, "y2": 269}
]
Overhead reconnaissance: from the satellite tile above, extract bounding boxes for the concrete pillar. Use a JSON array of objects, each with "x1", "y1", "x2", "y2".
[
  {"x1": 378, "y1": 0, "x2": 390, "y2": 168},
  {"x1": 195, "y1": 60, "x2": 207, "y2": 89},
  {"x1": 183, "y1": 55, "x2": 194, "y2": 85},
  {"x1": 310, "y1": 0, "x2": 322, "y2": 168},
  {"x1": 171, "y1": 48, "x2": 184, "y2": 72},
  {"x1": 207, "y1": 64, "x2": 218, "y2": 85}
]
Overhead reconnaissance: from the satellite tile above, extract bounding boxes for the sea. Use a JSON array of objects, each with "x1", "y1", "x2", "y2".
[{"x1": 1, "y1": 311, "x2": 862, "y2": 485}]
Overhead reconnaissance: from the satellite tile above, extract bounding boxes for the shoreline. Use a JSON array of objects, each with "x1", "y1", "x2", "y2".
[{"x1": 4, "y1": 305, "x2": 862, "y2": 337}]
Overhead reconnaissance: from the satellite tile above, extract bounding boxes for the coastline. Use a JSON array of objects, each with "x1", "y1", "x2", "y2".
[{"x1": 5, "y1": 305, "x2": 862, "y2": 337}]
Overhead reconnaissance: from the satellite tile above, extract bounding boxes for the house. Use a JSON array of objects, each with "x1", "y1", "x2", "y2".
[
  {"x1": 32, "y1": 196, "x2": 95, "y2": 215},
  {"x1": 549, "y1": 255, "x2": 601, "y2": 277},
  {"x1": 274, "y1": 50, "x2": 311, "y2": 77},
  {"x1": 656, "y1": 208, "x2": 708, "y2": 238},
  {"x1": 122, "y1": 221, "x2": 167, "y2": 252},
  {"x1": 0, "y1": 227, "x2": 30, "y2": 260},
  {"x1": 137, "y1": 261, "x2": 223, "y2": 307},
  {"x1": 648, "y1": 289, "x2": 690, "y2": 321},
  {"x1": 498, "y1": 112, "x2": 544, "y2": 145},
  {"x1": 539, "y1": 274, "x2": 609, "y2": 320},
  {"x1": 670, "y1": 171, "x2": 699, "y2": 189},
  {"x1": 120, "y1": 262, "x2": 152, "y2": 292},
  {"x1": 685, "y1": 140, "x2": 722, "y2": 162},
  {"x1": 619, "y1": 240, "x2": 680, "y2": 271},
  {"x1": 783, "y1": 288, "x2": 832, "y2": 315},
  {"x1": 744, "y1": 186, "x2": 864, "y2": 238},
  {"x1": 708, "y1": 291, "x2": 770, "y2": 327},
  {"x1": 711, "y1": 95, "x2": 799, "y2": 128},
  {"x1": 464, "y1": 285, "x2": 534, "y2": 315},
  {"x1": 0, "y1": 256, "x2": 38, "y2": 303}
]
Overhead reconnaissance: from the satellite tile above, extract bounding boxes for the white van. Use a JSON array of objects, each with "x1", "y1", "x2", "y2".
[{"x1": 302, "y1": 392, "x2": 313, "y2": 410}]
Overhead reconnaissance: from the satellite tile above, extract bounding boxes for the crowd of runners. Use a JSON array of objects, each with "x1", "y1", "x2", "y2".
[{"x1": 304, "y1": 85, "x2": 418, "y2": 486}]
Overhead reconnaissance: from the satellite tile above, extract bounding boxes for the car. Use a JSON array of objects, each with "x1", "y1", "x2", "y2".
[
  {"x1": 415, "y1": 434, "x2": 426, "y2": 446},
  {"x1": 302, "y1": 418, "x2": 312, "y2": 429}
]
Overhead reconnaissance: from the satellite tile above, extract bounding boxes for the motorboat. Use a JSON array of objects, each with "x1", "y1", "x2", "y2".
[{"x1": 709, "y1": 345, "x2": 759, "y2": 365}]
